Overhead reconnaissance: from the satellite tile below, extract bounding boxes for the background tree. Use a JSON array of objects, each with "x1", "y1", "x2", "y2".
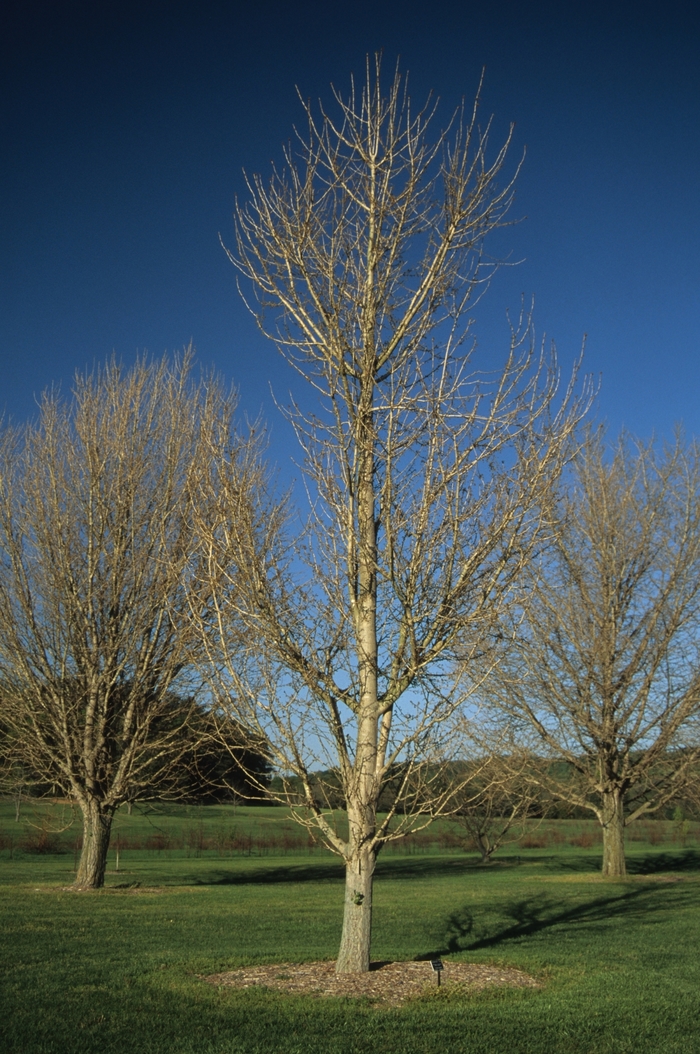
[
  {"x1": 0, "y1": 353, "x2": 257, "y2": 888},
  {"x1": 450, "y1": 753, "x2": 543, "y2": 864},
  {"x1": 0, "y1": 712, "x2": 29, "y2": 821},
  {"x1": 481, "y1": 430, "x2": 700, "y2": 876},
  {"x1": 155, "y1": 702, "x2": 273, "y2": 804},
  {"x1": 193, "y1": 57, "x2": 590, "y2": 972}
]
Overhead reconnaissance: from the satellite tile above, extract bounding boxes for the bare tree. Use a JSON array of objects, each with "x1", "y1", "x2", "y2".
[
  {"x1": 0, "y1": 352, "x2": 256, "y2": 888},
  {"x1": 197, "y1": 57, "x2": 589, "y2": 973},
  {"x1": 480, "y1": 430, "x2": 700, "y2": 876},
  {"x1": 451, "y1": 753, "x2": 543, "y2": 864},
  {"x1": 0, "y1": 719, "x2": 28, "y2": 821}
]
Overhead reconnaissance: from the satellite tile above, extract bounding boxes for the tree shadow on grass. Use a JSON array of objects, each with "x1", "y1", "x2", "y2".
[
  {"x1": 626, "y1": 849, "x2": 700, "y2": 874},
  {"x1": 418, "y1": 879, "x2": 694, "y2": 960},
  {"x1": 519, "y1": 848, "x2": 700, "y2": 876},
  {"x1": 188, "y1": 862, "x2": 346, "y2": 885},
  {"x1": 379, "y1": 856, "x2": 489, "y2": 879},
  {"x1": 186, "y1": 848, "x2": 700, "y2": 887},
  {"x1": 188, "y1": 855, "x2": 492, "y2": 887}
]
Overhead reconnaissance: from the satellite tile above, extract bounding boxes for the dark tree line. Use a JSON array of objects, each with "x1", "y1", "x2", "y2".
[{"x1": 1, "y1": 700, "x2": 271, "y2": 809}]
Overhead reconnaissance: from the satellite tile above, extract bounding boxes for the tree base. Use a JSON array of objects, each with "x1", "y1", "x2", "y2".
[{"x1": 336, "y1": 855, "x2": 375, "y2": 974}]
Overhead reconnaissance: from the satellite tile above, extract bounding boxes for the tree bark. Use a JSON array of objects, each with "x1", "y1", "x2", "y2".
[
  {"x1": 74, "y1": 799, "x2": 114, "y2": 889},
  {"x1": 336, "y1": 848, "x2": 376, "y2": 973},
  {"x1": 476, "y1": 832, "x2": 494, "y2": 864},
  {"x1": 601, "y1": 790, "x2": 626, "y2": 877},
  {"x1": 334, "y1": 399, "x2": 380, "y2": 974}
]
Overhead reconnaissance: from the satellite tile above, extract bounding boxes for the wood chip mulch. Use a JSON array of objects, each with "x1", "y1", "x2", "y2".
[{"x1": 204, "y1": 959, "x2": 540, "y2": 1006}]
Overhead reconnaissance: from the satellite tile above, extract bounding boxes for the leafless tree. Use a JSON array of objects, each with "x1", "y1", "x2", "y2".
[
  {"x1": 480, "y1": 430, "x2": 700, "y2": 876},
  {"x1": 0, "y1": 722, "x2": 27, "y2": 821},
  {"x1": 196, "y1": 56, "x2": 590, "y2": 973},
  {"x1": 0, "y1": 352, "x2": 259, "y2": 888},
  {"x1": 451, "y1": 753, "x2": 543, "y2": 863}
]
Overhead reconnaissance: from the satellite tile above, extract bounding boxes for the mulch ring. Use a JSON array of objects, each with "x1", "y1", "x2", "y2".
[{"x1": 204, "y1": 959, "x2": 540, "y2": 1006}]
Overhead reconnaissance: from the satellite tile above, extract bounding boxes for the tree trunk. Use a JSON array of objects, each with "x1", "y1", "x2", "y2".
[
  {"x1": 334, "y1": 398, "x2": 380, "y2": 975},
  {"x1": 336, "y1": 849, "x2": 376, "y2": 973},
  {"x1": 476, "y1": 831, "x2": 494, "y2": 864},
  {"x1": 74, "y1": 799, "x2": 114, "y2": 889},
  {"x1": 601, "y1": 790, "x2": 626, "y2": 877}
]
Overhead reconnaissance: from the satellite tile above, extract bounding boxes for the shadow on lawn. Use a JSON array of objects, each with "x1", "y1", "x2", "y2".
[
  {"x1": 187, "y1": 849, "x2": 700, "y2": 887},
  {"x1": 191, "y1": 862, "x2": 345, "y2": 885},
  {"x1": 418, "y1": 879, "x2": 694, "y2": 960},
  {"x1": 189, "y1": 855, "x2": 493, "y2": 887},
  {"x1": 512, "y1": 848, "x2": 700, "y2": 876},
  {"x1": 626, "y1": 850, "x2": 700, "y2": 874}
]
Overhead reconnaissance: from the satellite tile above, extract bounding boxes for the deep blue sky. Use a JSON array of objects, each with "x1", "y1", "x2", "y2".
[{"x1": 2, "y1": 0, "x2": 699, "y2": 469}]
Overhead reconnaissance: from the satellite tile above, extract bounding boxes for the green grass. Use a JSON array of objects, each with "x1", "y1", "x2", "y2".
[{"x1": 1, "y1": 806, "x2": 700, "y2": 1053}]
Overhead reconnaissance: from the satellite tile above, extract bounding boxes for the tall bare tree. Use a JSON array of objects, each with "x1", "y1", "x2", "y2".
[
  {"x1": 197, "y1": 57, "x2": 589, "y2": 972},
  {"x1": 0, "y1": 352, "x2": 256, "y2": 888},
  {"x1": 480, "y1": 430, "x2": 700, "y2": 876}
]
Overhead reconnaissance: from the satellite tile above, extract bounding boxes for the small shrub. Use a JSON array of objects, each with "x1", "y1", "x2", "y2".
[
  {"x1": 437, "y1": 829, "x2": 464, "y2": 850},
  {"x1": 672, "y1": 808, "x2": 690, "y2": 847},
  {"x1": 185, "y1": 824, "x2": 207, "y2": 853},
  {"x1": 520, "y1": 834, "x2": 548, "y2": 849},
  {"x1": 641, "y1": 822, "x2": 666, "y2": 846},
  {"x1": 569, "y1": 832, "x2": 595, "y2": 848},
  {"x1": 145, "y1": 833, "x2": 172, "y2": 852},
  {"x1": 21, "y1": 829, "x2": 67, "y2": 854}
]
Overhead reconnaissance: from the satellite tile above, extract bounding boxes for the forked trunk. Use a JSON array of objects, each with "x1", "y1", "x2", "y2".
[
  {"x1": 476, "y1": 831, "x2": 494, "y2": 864},
  {"x1": 74, "y1": 799, "x2": 114, "y2": 889},
  {"x1": 601, "y1": 789, "x2": 626, "y2": 877},
  {"x1": 336, "y1": 849, "x2": 376, "y2": 973}
]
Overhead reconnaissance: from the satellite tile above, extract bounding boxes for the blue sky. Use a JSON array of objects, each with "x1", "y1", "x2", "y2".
[{"x1": 1, "y1": 0, "x2": 699, "y2": 472}]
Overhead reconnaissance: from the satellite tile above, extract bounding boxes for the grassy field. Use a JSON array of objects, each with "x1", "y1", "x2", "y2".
[{"x1": 1, "y1": 803, "x2": 699, "y2": 1054}]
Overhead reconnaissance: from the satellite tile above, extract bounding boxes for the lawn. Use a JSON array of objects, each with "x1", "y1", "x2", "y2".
[{"x1": 1, "y1": 804, "x2": 699, "y2": 1054}]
